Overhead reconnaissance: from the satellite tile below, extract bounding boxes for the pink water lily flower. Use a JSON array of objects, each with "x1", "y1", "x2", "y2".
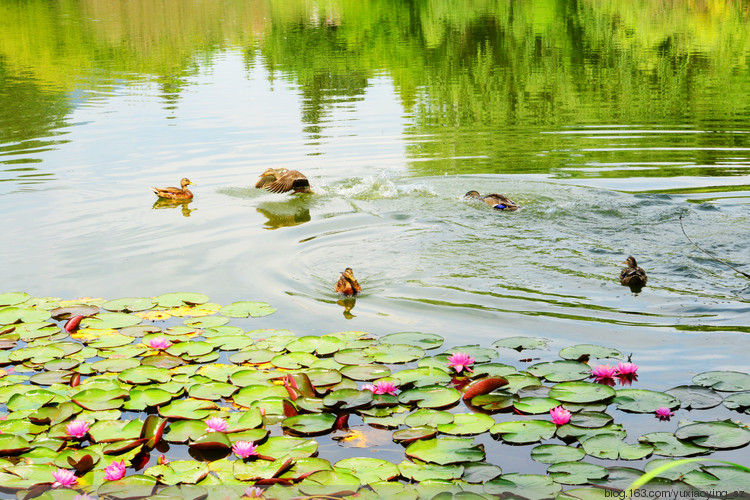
[
  {"x1": 590, "y1": 364, "x2": 617, "y2": 379},
  {"x1": 616, "y1": 362, "x2": 638, "y2": 375},
  {"x1": 157, "y1": 455, "x2": 170, "y2": 465},
  {"x1": 51, "y1": 468, "x2": 77, "y2": 488},
  {"x1": 373, "y1": 381, "x2": 398, "y2": 395},
  {"x1": 655, "y1": 407, "x2": 674, "y2": 421},
  {"x1": 245, "y1": 486, "x2": 265, "y2": 498},
  {"x1": 104, "y1": 460, "x2": 126, "y2": 481},
  {"x1": 205, "y1": 416, "x2": 228, "y2": 433},
  {"x1": 233, "y1": 440, "x2": 258, "y2": 459},
  {"x1": 549, "y1": 406, "x2": 571, "y2": 426},
  {"x1": 148, "y1": 337, "x2": 172, "y2": 350},
  {"x1": 73, "y1": 495, "x2": 96, "y2": 500},
  {"x1": 362, "y1": 384, "x2": 376, "y2": 392},
  {"x1": 447, "y1": 352, "x2": 475, "y2": 373},
  {"x1": 65, "y1": 419, "x2": 90, "y2": 439}
]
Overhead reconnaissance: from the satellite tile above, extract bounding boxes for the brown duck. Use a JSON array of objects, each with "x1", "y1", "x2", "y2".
[
  {"x1": 464, "y1": 190, "x2": 520, "y2": 211},
  {"x1": 256, "y1": 168, "x2": 311, "y2": 194},
  {"x1": 335, "y1": 268, "x2": 362, "y2": 295},
  {"x1": 151, "y1": 178, "x2": 195, "y2": 200},
  {"x1": 620, "y1": 256, "x2": 647, "y2": 288}
]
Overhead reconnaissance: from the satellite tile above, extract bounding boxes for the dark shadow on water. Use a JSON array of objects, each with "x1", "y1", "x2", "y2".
[{"x1": 152, "y1": 198, "x2": 196, "y2": 217}]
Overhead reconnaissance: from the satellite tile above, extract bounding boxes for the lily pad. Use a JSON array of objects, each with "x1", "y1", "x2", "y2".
[
  {"x1": 233, "y1": 385, "x2": 289, "y2": 407},
  {"x1": 723, "y1": 392, "x2": 750, "y2": 412},
  {"x1": 146, "y1": 460, "x2": 209, "y2": 485},
  {"x1": 286, "y1": 336, "x2": 343, "y2": 355},
  {"x1": 580, "y1": 434, "x2": 654, "y2": 460},
  {"x1": 188, "y1": 382, "x2": 238, "y2": 400},
  {"x1": 298, "y1": 470, "x2": 360, "y2": 497},
  {"x1": 154, "y1": 293, "x2": 210, "y2": 307},
  {"x1": 255, "y1": 436, "x2": 318, "y2": 460},
  {"x1": 72, "y1": 387, "x2": 129, "y2": 411},
  {"x1": 547, "y1": 461, "x2": 608, "y2": 485},
  {"x1": 220, "y1": 301, "x2": 276, "y2": 318},
  {"x1": 159, "y1": 399, "x2": 218, "y2": 420},
  {"x1": 119, "y1": 365, "x2": 171, "y2": 385},
  {"x1": 492, "y1": 337, "x2": 551, "y2": 351},
  {"x1": 393, "y1": 367, "x2": 452, "y2": 387},
  {"x1": 405, "y1": 437, "x2": 485, "y2": 465},
  {"x1": 485, "y1": 473, "x2": 562, "y2": 499},
  {"x1": 340, "y1": 364, "x2": 392, "y2": 381},
  {"x1": 282, "y1": 414, "x2": 337, "y2": 435},
  {"x1": 548, "y1": 382, "x2": 616, "y2": 404},
  {"x1": 323, "y1": 388, "x2": 373, "y2": 410},
  {"x1": 124, "y1": 388, "x2": 174, "y2": 410},
  {"x1": 398, "y1": 459, "x2": 464, "y2": 481},
  {"x1": 693, "y1": 371, "x2": 750, "y2": 392},
  {"x1": 82, "y1": 312, "x2": 142, "y2": 329},
  {"x1": 558, "y1": 344, "x2": 623, "y2": 361},
  {"x1": 664, "y1": 385, "x2": 723, "y2": 410},
  {"x1": 527, "y1": 361, "x2": 591, "y2": 382},
  {"x1": 405, "y1": 409, "x2": 455, "y2": 428},
  {"x1": 436, "y1": 413, "x2": 495, "y2": 436},
  {"x1": 638, "y1": 432, "x2": 711, "y2": 457},
  {"x1": 369, "y1": 344, "x2": 425, "y2": 364},
  {"x1": 399, "y1": 385, "x2": 461, "y2": 409},
  {"x1": 674, "y1": 420, "x2": 750, "y2": 449},
  {"x1": 102, "y1": 297, "x2": 155, "y2": 312},
  {"x1": 379, "y1": 332, "x2": 444, "y2": 350},
  {"x1": 613, "y1": 389, "x2": 680, "y2": 413},
  {"x1": 392, "y1": 426, "x2": 438, "y2": 443},
  {"x1": 490, "y1": 420, "x2": 557, "y2": 444},
  {"x1": 0, "y1": 292, "x2": 30, "y2": 307},
  {"x1": 335, "y1": 457, "x2": 399, "y2": 484},
  {"x1": 514, "y1": 397, "x2": 561, "y2": 415},
  {"x1": 530, "y1": 444, "x2": 586, "y2": 464}
]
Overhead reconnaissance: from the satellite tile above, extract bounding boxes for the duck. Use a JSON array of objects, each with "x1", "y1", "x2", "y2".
[
  {"x1": 464, "y1": 190, "x2": 520, "y2": 211},
  {"x1": 256, "y1": 168, "x2": 311, "y2": 194},
  {"x1": 620, "y1": 256, "x2": 647, "y2": 288},
  {"x1": 335, "y1": 268, "x2": 362, "y2": 295},
  {"x1": 150, "y1": 178, "x2": 195, "y2": 200}
]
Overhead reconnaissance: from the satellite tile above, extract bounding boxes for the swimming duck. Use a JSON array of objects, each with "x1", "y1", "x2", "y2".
[
  {"x1": 464, "y1": 190, "x2": 520, "y2": 211},
  {"x1": 150, "y1": 178, "x2": 195, "y2": 200},
  {"x1": 620, "y1": 256, "x2": 647, "y2": 288},
  {"x1": 256, "y1": 168, "x2": 311, "y2": 194},
  {"x1": 335, "y1": 268, "x2": 362, "y2": 295}
]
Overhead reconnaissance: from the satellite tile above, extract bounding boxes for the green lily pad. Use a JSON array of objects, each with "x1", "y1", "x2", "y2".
[
  {"x1": 405, "y1": 409, "x2": 455, "y2": 428},
  {"x1": 271, "y1": 352, "x2": 318, "y2": 369},
  {"x1": 547, "y1": 461, "x2": 608, "y2": 485},
  {"x1": 503, "y1": 373, "x2": 544, "y2": 393},
  {"x1": 124, "y1": 388, "x2": 174, "y2": 410},
  {"x1": 102, "y1": 297, "x2": 155, "y2": 312},
  {"x1": 558, "y1": 344, "x2": 623, "y2": 361},
  {"x1": 723, "y1": 392, "x2": 750, "y2": 412},
  {"x1": 159, "y1": 399, "x2": 218, "y2": 420},
  {"x1": 527, "y1": 361, "x2": 591, "y2": 382},
  {"x1": 191, "y1": 431, "x2": 231, "y2": 450},
  {"x1": 282, "y1": 414, "x2": 337, "y2": 435},
  {"x1": 663, "y1": 385, "x2": 723, "y2": 410},
  {"x1": 405, "y1": 437, "x2": 485, "y2": 465},
  {"x1": 286, "y1": 336, "x2": 343, "y2": 355},
  {"x1": 82, "y1": 312, "x2": 142, "y2": 329},
  {"x1": 398, "y1": 459, "x2": 464, "y2": 481},
  {"x1": 97, "y1": 474, "x2": 158, "y2": 498},
  {"x1": 335, "y1": 457, "x2": 399, "y2": 484},
  {"x1": 530, "y1": 444, "x2": 586, "y2": 464},
  {"x1": 472, "y1": 363, "x2": 518, "y2": 378},
  {"x1": 9, "y1": 345, "x2": 66, "y2": 364},
  {"x1": 188, "y1": 382, "x2": 238, "y2": 400},
  {"x1": 92, "y1": 357, "x2": 141, "y2": 373},
  {"x1": 29, "y1": 370, "x2": 75, "y2": 386},
  {"x1": 340, "y1": 364, "x2": 392, "y2": 381},
  {"x1": 674, "y1": 420, "x2": 750, "y2": 449},
  {"x1": 514, "y1": 397, "x2": 561, "y2": 414},
  {"x1": 233, "y1": 385, "x2": 289, "y2": 407},
  {"x1": 437, "y1": 413, "x2": 495, "y2": 436},
  {"x1": 580, "y1": 434, "x2": 654, "y2": 460},
  {"x1": 368, "y1": 344, "x2": 425, "y2": 364},
  {"x1": 232, "y1": 457, "x2": 292, "y2": 481},
  {"x1": 614, "y1": 389, "x2": 680, "y2": 413},
  {"x1": 304, "y1": 368, "x2": 343, "y2": 388},
  {"x1": 393, "y1": 367, "x2": 452, "y2": 387},
  {"x1": 399, "y1": 385, "x2": 461, "y2": 409},
  {"x1": 154, "y1": 293, "x2": 210, "y2": 307},
  {"x1": 7, "y1": 389, "x2": 65, "y2": 411},
  {"x1": 0, "y1": 292, "x2": 30, "y2": 307},
  {"x1": 568, "y1": 411, "x2": 614, "y2": 428},
  {"x1": 166, "y1": 341, "x2": 215, "y2": 358},
  {"x1": 379, "y1": 332, "x2": 444, "y2": 350},
  {"x1": 556, "y1": 423, "x2": 626, "y2": 441},
  {"x1": 490, "y1": 420, "x2": 557, "y2": 444},
  {"x1": 298, "y1": 470, "x2": 360, "y2": 497},
  {"x1": 89, "y1": 419, "x2": 143, "y2": 443},
  {"x1": 392, "y1": 426, "x2": 438, "y2": 443},
  {"x1": 0, "y1": 306, "x2": 50, "y2": 325},
  {"x1": 639, "y1": 432, "x2": 711, "y2": 457},
  {"x1": 146, "y1": 460, "x2": 210, "y2": 485},
  {"x1": 0, "y1": 434, "x2": 31, "y2": 454},
  {"x1": 229, "y1": 349, "x2": 277, "y2": 365},
  {"x1": 548, "y1": 382, "x2": 616, "y2": 404},
  {"x1": 72, "y1": 387, "x2": 129, "y2": 411},
  {"x1": 323, "y1": 388, "x2": 373, "y2": 410},
  {"x1": 255, "y1": 436, "x2": 318, "y2": 460},
  {"x1": 183, "y1": 316, "x2": 229, "y2": 328},
  {"x1": 334, "y1": 348, "x2": 374, "y2": 365},
  {"x1": 220, "y1": 301, "x2": 276, "y2": 318},
  {"x1": 693, "y1": 371, "x2": 750, "y2": 392},
  {"x1": 492, "y1": 337, "x2": 551, "y2": 351},
  {"x1": 164, "y1": 420, "x2": 207, "y2": 443},
  {"x1": 445, "y1": 345, "x2": 497, "y2": 363},
  {"x1": 118, "y1": 365, "x2": 171, "y2": 384},
  {"x1": 460, "y1": 462, "x2": 503, "y2": 484}
]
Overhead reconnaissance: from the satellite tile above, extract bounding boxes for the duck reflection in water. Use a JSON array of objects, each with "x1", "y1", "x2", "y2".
[
  {"x1": 152, "y1": 198, "x2": 196, "y2": 217},
  {"x1": 337, "y1": 297, "x2": 357, "y2": 319},
  {"x1": 256, "y1": 199, "x2": 311, "y2": 230}
]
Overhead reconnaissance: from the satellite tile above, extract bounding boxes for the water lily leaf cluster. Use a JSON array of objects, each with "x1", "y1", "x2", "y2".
[{"x1": 0, "y1": 293, "x2": 748, "y2": 498}]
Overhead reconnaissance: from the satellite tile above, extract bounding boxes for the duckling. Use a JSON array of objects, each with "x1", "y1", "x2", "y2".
[
  {"x1": 256, "y1": 168, "x2": 310, "y2": 194},
  {"x1": 620, "y1": 256, "x2": 647, "y2": 288},
  {"x1": 335, "y1": 268, "x2": 362, "y2": 295},
  {"x1": 464, "y1": 190, "x2": 520, "y2": 211},
  {"x1": 150, "y1": 178, "x2": 195, "y2": 200}
]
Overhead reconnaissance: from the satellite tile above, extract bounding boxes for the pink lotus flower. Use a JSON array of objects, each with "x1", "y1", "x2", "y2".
[
  {"x1": 157, "y1": 455, "x2": 169, "y2": 465},
  {"x1": 51, "y1": 468, "x2": 77, "y2": 488},
  {"x1": 447, "y1": 352, "x2": 475, "y2": 373},
  {"x1": 73, "y1": 495, "x2": 96, "y2": 500},
  {"x1": 104, "y1": 460, "x2": 126, "y2": 481},
  {"x1": 590, "y1": 364, "x2": 617, "y2": 379},
  {"x1": 65, "y1": 419, "x2": 90, "y2": 439},
  {"x1": 148, "y1": 337, "x2": 172, "y2": 350},
  {"x1": 245, "y1": 486, "x2": 265, "y2": 498},
  {"x1": 373, "y1": 381, "x2": 398, "y2": 395},
  {"x1": 362, "y1": 384, "x2": 376, "y2": 392},
  {"x1": 550, "y1": 406, "x2": 571, "y2": 426},
  {"x1": 616, "y1": 362, "x2": 638, "y2": 375},
  {"x1": 655, "y1": 407, "x2": 674, "y2": 421},
  {"x1": 233, "y1": 440, "x2": 258, "y2": 459},
  {"x1": 205, "y1": 416, "x2": 228, "y2": 433}
]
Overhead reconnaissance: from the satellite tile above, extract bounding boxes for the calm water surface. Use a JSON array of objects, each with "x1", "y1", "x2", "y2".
[{"x1": 1, "y1": 0, "x2": 750, "y2": 388}]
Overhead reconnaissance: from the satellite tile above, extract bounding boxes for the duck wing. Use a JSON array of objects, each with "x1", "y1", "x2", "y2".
[
  {"x1": 485, "y1": 194, "x2": 520, "y2": 210},
  {"x1": 266, "y1": 171, "x2": 310, "y2": 193},
  {"x1": 620, "y1": 267, "x2": 647, "y2": 285},
  {"x1": 255, "y1": 174, "x2": 278, "y2": 189},
  {"x1": 151, "y1": 186, "x2": 189, "y2": 199}
]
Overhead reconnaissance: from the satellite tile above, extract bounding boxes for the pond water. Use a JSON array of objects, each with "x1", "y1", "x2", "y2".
[{"x1": 1, "y1": 0, "x2": 750, "y2": 392}]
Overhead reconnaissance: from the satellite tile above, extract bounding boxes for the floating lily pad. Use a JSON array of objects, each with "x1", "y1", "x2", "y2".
[
  {"x1": 392, "y1": 367, "x2": 451, "y2": 388},
  {"x1": 530, "y1": 444, "x2": 586, "y2": 464},
  {"x1": 547, "y1": 461, "x2": 608, "y2": 485},
  {"x1": 102, "y1": 297, "x2": 155, "y2": 312},
  {"x1": 154, "y1": 293, "x2": 210, "y2": 308},
  {"x1": 146, "y1": 460, "x2": 210, "y2": 485},
  {"x1": 282, "y1": 413, "x2": 337, "y2": 435},
  {"x1": 492, "y1": 337, "x2": 551, "y2": 351},
  {"x1": 298, "y1": 470, "x2": 360, "y2": 497},
  {"x1": 527, "y1": 361, "x2": 591, "y2": 382},
  {"x1": 286, "y1": 336, "x2": 343, "y2": 356},
  {"x1": 614, "y1": 389, "x2": 680, "y2": 413},
  {"x1": 188, "y1": 382, "x2": 238, "y2": 401},
  {"x1": 548, "y1": 382, "x2": 616, "y2": 404},
  {"x1": 0, "y1": 434, "x2": 31, "y2": 454},
  {"x1": 392, "y1": 425, "x2": 438, "y2": 443},
  {"x1": 191, "y1": 431, "x2": 231, "y2": 450},
  {"x1": 514, "y1": 397, "x2": 561, "y2": 415},
  {"x1": 568, "y1": 411, "x2": 613, "y2": 428},
  {"x1": 638, "y1": 432, "x2": 710, "y2": 457},
  {"x1": 558, "y1": 345, "x2": 623, "y2": 361},
  {"x1": 0, "y1": 306, "x2": 50, "y2": 325},
  {"x1": 124, "y1": 388, "x2": 174, "y2": 410},
  {"x1": 580, "y1": 434, "x2": 654, "y2": 460},
  {"x1": 233, "y1": 385, "x2": 289, "y2": 407},
  {"x1": 490, "y1": 420, "x2": 557, "y2": 444},
  {"x1": 405, "y1": 437, "x2": 485, "y2": 465},
  {"x1": 693, "y1": 371, "x2": 750, "y2": 392},
  {"x1": 340, "y1": 364, "x2": 392, "y2": 381},
  {"x1": 472, "y1": 363, "x2": 518, "y2": 378},
  {"x1": 72, "y1": 387, "x2": 128, "y2": 411},
  {"x1": 674, "y1": 420, "x2": 750, "y2": 449},
  {"x1": 82, "y1": 312, "x2": 142, "y2": 330},
  {"x1": 89, "y1": 419, "x2": 143, "y2": 443},
  {"x1": 437, "y1": 413, "x2": 495, "y2": 436},
  {"x1": 334, "y1": 348, "x2": 374, "y2": 365},
  {"x1": 323, "y1": 388, "x2": 373, "y2": 410},
  {"x1": 723, "y1": 392, "x2": 750, "y2": 412},
  {"x1": 183, "y1": 316, "x2": 229, "y2": 329},
  {"x1": 369, "y1": 344, "x2": 425, "y2": 364},
  {"x1": 164, "y1": 420, "x2": 207, "y2": 443},
  {"x1": 229, "y1": 349, "x2": 277, "y2": 365},
  {"x1": 445, "y1": 345, "x2": 497, "y2": 363},
  {"x1": 119, "y1": 365, "x2": 171, "y2": 385},
  {"x1": 405, "y1": 409, "x2": 455, "y2": 428},
  {"x1": 159, "y1": 399, "x2": 218, "y2": 420},
  {"x1": 255, "y1": 436, "x2": 318, "y2": 460},
  {"x1": 271, "y1": 352, "x2": 318, "y2": 369},
  {"x1": 379, "y1": 332, "x2": 444, "y2": 350},
  {"x1": 220, "y1": 301, "x2": 276, "y2": 318},
  {"x1": 399, "y1": 385, "x2": 461, "y2": 409},
  {"x1": 398, "y1": 459, "x2": 464, "y2": 481},
  {"x1": 0, "y1": 292, "x2": 30, "y2": 307},
  {"x1": 335, "y1": 457, "x2": 399, "y2": 484},
  {"x1": 485, "y1": 473, "x2": 562, "y2": 499}
]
